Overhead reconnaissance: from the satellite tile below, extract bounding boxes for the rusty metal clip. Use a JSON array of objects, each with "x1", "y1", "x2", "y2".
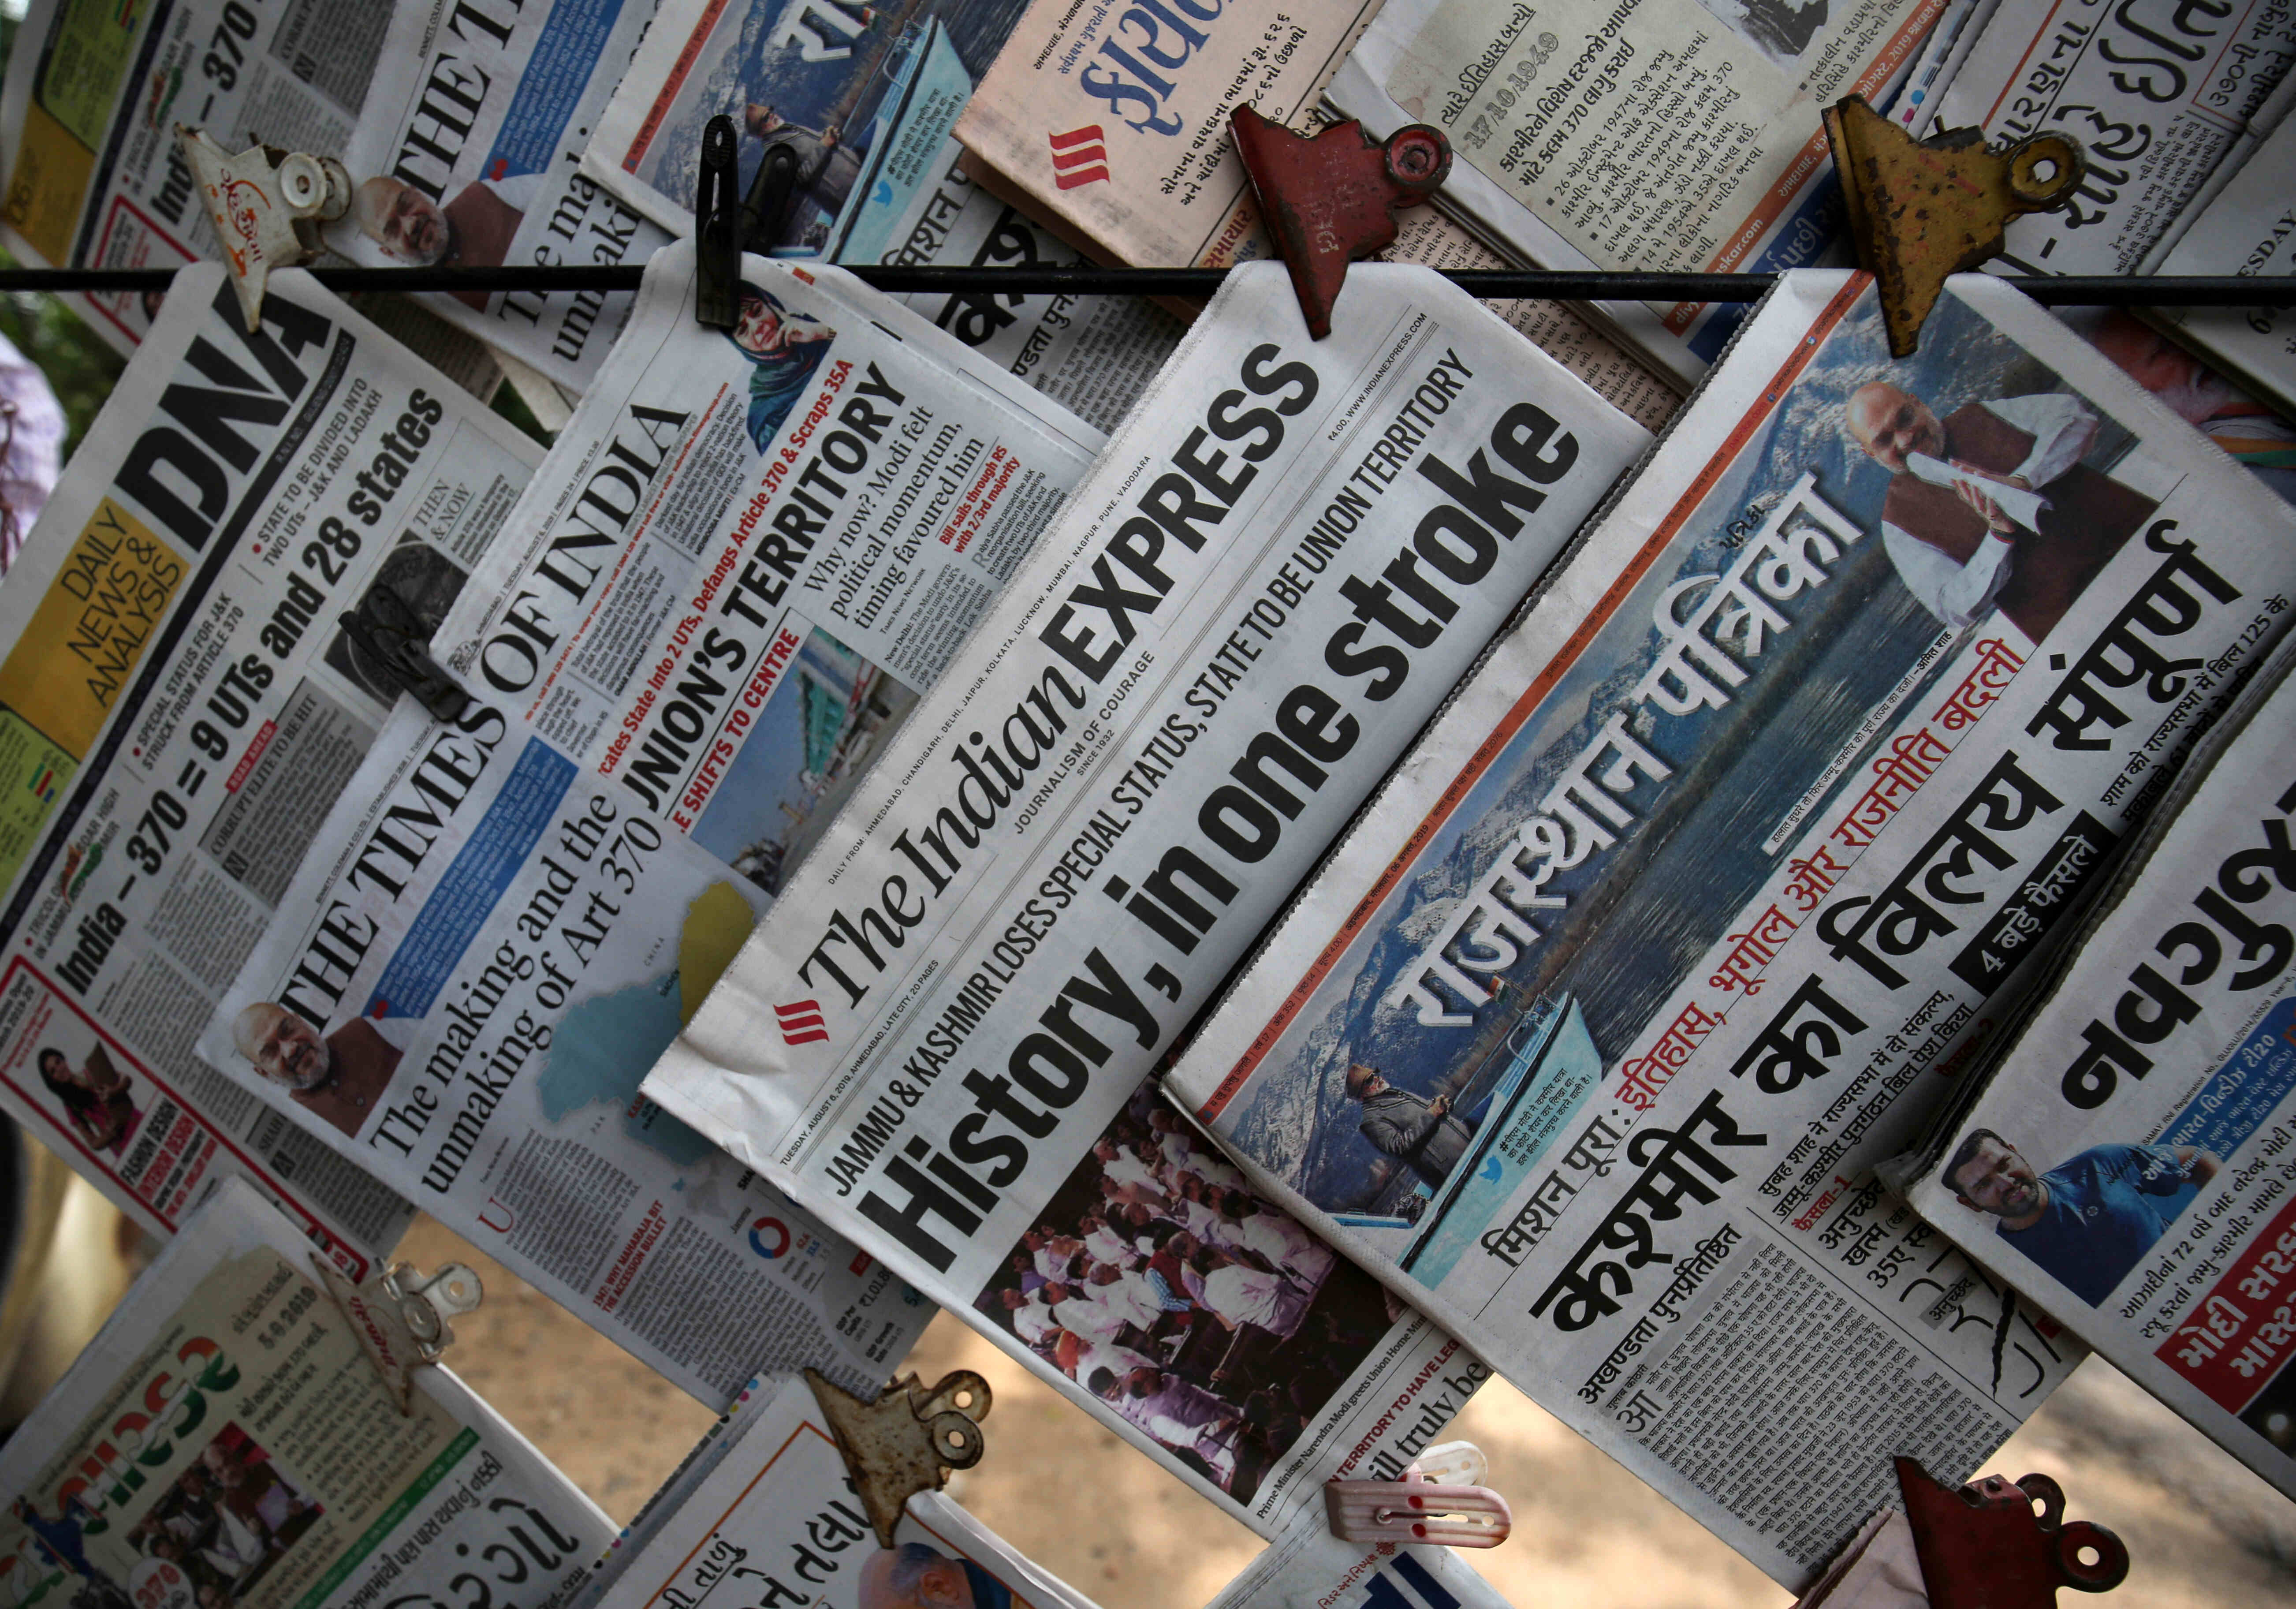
[
  {"x1": 1823, "y1": 95, "x2": 2085, "y2": 358},
  {"x1": 1230, "y1": 106, "x2": 1452, "y2": 340},
  {"x1": 176, "y1": 128, "x2": 352, "y2": 332},
  {"x1": 312, "y1": 1257, "x2": 482, "y2": 1415},
  {"x1": 1324, "y1": 1440, "x2": 1512, "y2": 1549},
  {"x1": 1895, "y1": 1456, "x2": 2128, "y2": 1609},
  {"x1": 805, "y1": 1368, "x2": 991, "y2": 1547}
]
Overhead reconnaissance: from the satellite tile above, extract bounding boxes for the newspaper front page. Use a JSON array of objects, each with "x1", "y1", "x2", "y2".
[
  {"x1": 1932, "y1": 0, "x2": 2294, "y2": 276},
  {"x1": 2155, "y1": 111, "x2": 2296, "y2": 418},
  {"x1": 425, "y1": 242, "x2": 1105, "y2": 906},
  {"x1": 1325, "y1": 0, "x2": 1935, "y2": 379},
  {"x1": 0, "y1": 263, "x2": 545, "y2": 1273},
  {"x1": 640, "y1": 261, "x2": 1649, "y2": 1534},
  {"x1": 1894, "y1": 634, "x2": 2296, "y2": 1500},
  {"x1": 0, "y1": 1178, "x2": 611, "y2": 1609},
  {"x1": 1166, "y1": 269, "x2": 2296, "y2": 1586},
  {"x1": 333, "y1": 0, "x2": 674, "y2": 394},
  {"x1": 196, "y1": 693, "x2": 935, "y2": 1407}
]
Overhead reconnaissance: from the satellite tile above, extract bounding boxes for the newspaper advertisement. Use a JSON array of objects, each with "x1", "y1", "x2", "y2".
[
  {"x1": 332, "y1": 0, "x2": 673, "y2": 393},
  {"x1": 638, "y1": 261, "x2": 1649, "y2": 1533},
  {"x1": 1895, "y1": 633, "x2": 2296, "y2": 1500},
  {"x1": 0, "y1": 262, "x2": 544, "y2": 1273},
  {"x1": 196, "y1": 692, "x2": 936, "y2": 1407},
  {"x1": 1204, "y1": 1504, "x2": 1513, "y2": 1609},
  {"x1": 0, "y1": 1178, "x2": 611, "y2": 1609},
  {"x1": 1165, "y1": 269, "x2": 2296, "y2": 1585},
  {"x1": 2156, "y1": 111, "x2": 2296, "y2": 420},
  {"x1": 423, "y1": 242, "x2": 1104, "y2": 907},
  {"x1": 1932, "y1": 0, "x2": 2295, "y2": 276},
  {"x1": 1325, "y1": 0, "x2": 1938, "y2": 380}
]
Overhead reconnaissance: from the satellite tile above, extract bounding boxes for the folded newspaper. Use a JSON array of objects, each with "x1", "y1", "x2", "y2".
[
  {"x1": 0, "y1": 262, "x2": 545, "y2": 1274},
  {"x1": 0, "y1": 1177, "x2": 611, "y2": 1609},
  {"x1": 1164, "y1": 269, "x2": 2296, "y2": 1585},
  {"x1": 638, "y1": 260, "x2": 1650, "y2": 1534},
  {"x1": 2155, "y1": 104, "x2": 2296, "y2": 419},
  {"x1": 1887, "y1": 631, "x2": 2296, "y2": 1500}
]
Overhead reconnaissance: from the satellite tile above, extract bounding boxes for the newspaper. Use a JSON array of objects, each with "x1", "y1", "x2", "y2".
[
  {"x1": 425, "y1": 240, "x2": 1105, "y2": 902},
  {"x1": 1203, "y1": 1504, "x2": 1513, "y2": 1609},
  {"x1": 332, "y1": 0, "x2": 674, "y2": 393},
  {"x1": 196, "y1": 692, "x2": 936, "y2": 1407},
  {"x1": 945, "y1": 0, "x2": 1689, "y2": 422},
  {"x1": 1163, "y1": 269, "x2": 2296, "y2": 1586},
  {"x1": 1931, "y1": 0, "x2": 2295, "y2": 276},
  {"x1": 0, "y1": 262, "x2": 546, "y2": 1274},
  {"x1": 0, "y1": 1177, "x2": 611, "y2": 1609},
  {"x1": 1324, "y1": 0, "x2": 1937, "y2": 381},
  {"x1": 2154, "y1": 109, "x2": 2296, "y2": 420},
  {"x1": 637, "y1": 261, "x2": 1648, "y2": 1533},
  {"x1": 1888, "y1": 631, "x2": 2296, "y2": 1501}
]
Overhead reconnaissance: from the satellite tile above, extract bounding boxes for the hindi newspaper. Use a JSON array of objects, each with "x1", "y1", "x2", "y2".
[
  {"x1": 637, "y1": 261, "x2": 1650, "y2": 1533},
  {"x1": 0, "y1": 263, "x2": 545, "y2": 1275},
  {"x1": 1323, "y1": 0, "x2": 1938, "y2": 381},
  {"x1": 332, "y1": 0, "x2": 675, "y2": 394},
  {"x1": 424, "y1": 240, "x2": 1106, "y2": 899},
  {"x1": 1163, "y1": 269, "x2": 2296, "y2": 1586},
  {"x1": 1889, "y1": 631, "x2": 2296, "y2": 1501},
  {"x1": 1930, "y1": 0, "x2": 2294, "y2": 277},
  {"x1": 196, "y1": 691, "x2": 936, "y2": 1408},
  {"x1": 2154, "y1": 108, "x2": 2296, "y2": 420},
  {"x1": 0, "y1": 1177, "x2": 611, "y2": 1609}
]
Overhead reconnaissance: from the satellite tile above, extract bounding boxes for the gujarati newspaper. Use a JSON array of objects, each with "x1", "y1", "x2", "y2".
[
  {"x1": 2154, "y1": 108, "x2": 2296, "y2": 419},
  {"x1": 196, "y1": 692, "x2": 935, "y2": 1408},
  {"x1": 1893, "y1": 632, "x2": 2296, "y2": 1501},
  {"x1": 639, "y1": 261, "x2": 1650, "y2": 1534},
  {"x1": 1165, "y1": 269, "x2": 2296, "y2": 1586},
  {"x1": 0, "y1": 1178, "x2": 611, "y2": 1609},
  {"x1": 0, "y1": 263, "x2": 543, "y2": 1274}
]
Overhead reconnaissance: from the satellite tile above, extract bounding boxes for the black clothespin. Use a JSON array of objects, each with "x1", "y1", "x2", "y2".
[
  {"x1": 696, "y1": 117, "x2": 802, "y2": 327},
  {"x1": 337, "y1": 584, "x2": 471, "y2": 723}
]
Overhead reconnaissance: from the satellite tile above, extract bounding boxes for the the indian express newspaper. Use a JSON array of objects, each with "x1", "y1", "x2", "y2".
[
  {"x1": 196, "y1": 692, "x2": 935, "y2": 1407},
  {"x1": 639, "y1": 261, "x2": 1650, "y2": 1532},
  {"x1": 0, "y1": 1178, "x2": 611, "y2": 1609},
  {"x1": 1890, "y1": 633, "x2": 2296, "y2": 1501},
  {"x1": 2155, "y1": 109, "x2": 2296, "y2": 419},
  {"x1": 1165, "y1": 269, "x2": 2296, "y2": 1586},
  {"x1": 1931, "y1": 0, "x2": 2294, "y2": 277},
  {"x1": 1325, "y1": 0, "x2": 1936, "y2": 381},
  {"x1": 0, "y1": 263, "x2": 541, "y2": 1274},
  {"x1": 425, "y1": 241, "x2": 1104, "y2": 903},
  {"x1": 335, "y1": 0, "x2": 674, "y2": 394}
]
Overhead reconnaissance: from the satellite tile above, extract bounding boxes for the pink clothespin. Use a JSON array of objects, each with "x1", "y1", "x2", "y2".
[{"x1": 1325, "y1": 1441, "x2": 1513, "y2": 1549}]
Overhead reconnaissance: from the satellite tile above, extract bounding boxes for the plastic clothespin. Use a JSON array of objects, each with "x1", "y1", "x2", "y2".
[
  {"x1": 312, "y1": 1257, "x2": 482, "y2": 1415},
  {"x1": 176, "y1": 127, "x2": 352, "y2": 332},
  {"x1": 1325, "y1": 1440, "x2": 1512, "y2": 1549}
]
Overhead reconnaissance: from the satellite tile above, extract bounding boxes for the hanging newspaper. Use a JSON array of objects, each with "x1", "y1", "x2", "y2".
[
  {"x1": 1323, "y1": 0, "x2": 1939, "y2": 380},
  {"x1": 1204, "y1": 1501, "x2": 1515, "y2": 1609},
  {"x1": 1887, "y1": 633, "x2": 2296, "y2": 1501},
  {"x1": 425, "y1": 241, "x2": 1105, "y2": 903},
  {"x1": 0, "y1": 1178, "x2": 611, "y2": 1609},
  {"x1": 638, "y1": 261, "x2": 1650, "y2": 1533},
  {"x1": 1163, "y1": 269, "x2": 2296, "y2": 1586},
  {"x1": 1930, "y1": 0, "x2": 2294, "y2": 276},
  {"x1": 196, "y1": 691, "x2": 936, "y2": 1408},
  {"x1": 332, "y1": 0, "x2": 673, "y2": 394},
  {"x1": 0, "y1": 262, "x2": 542, "y2": 1274},
  {"x1": 2155, "y1": 110, "x2": 2296, "y2": 420}
]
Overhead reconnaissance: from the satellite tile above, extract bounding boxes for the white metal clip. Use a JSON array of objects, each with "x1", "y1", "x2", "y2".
[
  {"x1": 1325, "y1": 1441, "x2": 1512, "y2": 1549},
  {"x1": 313, "y1": 1257, "x2": 482, "y2": 1415},
  {"x1": 176, "y1": 127, "x2": 352, "y2": 331}
]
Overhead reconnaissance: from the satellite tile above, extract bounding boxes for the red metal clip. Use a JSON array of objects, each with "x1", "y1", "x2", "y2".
[
  {"x1": 1894, "y1": 1457, "x2": 2128, "y2": 1609},
  {"x1": 1230, "y1": 106, "x2": 1451, "y2": 340}
]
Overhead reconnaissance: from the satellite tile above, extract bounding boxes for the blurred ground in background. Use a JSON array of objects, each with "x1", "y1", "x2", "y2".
[{"x1": 397, "y1": 1215, "x2": 2296, "y2": 1609}]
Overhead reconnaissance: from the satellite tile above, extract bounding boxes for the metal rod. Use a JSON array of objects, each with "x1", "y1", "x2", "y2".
[{"x1": 0, "y1": 264, "x2": 2288, "y2": 305}]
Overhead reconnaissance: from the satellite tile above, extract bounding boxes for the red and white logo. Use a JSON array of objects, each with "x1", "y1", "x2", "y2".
[
  {"x1": 1048, "y1": 125, "x2": 1110, "y2": 189},
  {"x1": 774, "y1": 999, "x2": 830, "y2": 1045}
]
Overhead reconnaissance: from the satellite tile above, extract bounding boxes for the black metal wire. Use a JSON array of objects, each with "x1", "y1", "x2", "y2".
[{"x1": 2, "y1": 264, "x2": 2289, "y2": 305}]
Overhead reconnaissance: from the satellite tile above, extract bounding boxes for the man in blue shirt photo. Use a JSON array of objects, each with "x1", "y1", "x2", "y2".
[{"x1": 1944, "y1": 1128, "x2": 2220, "y2": 1307}]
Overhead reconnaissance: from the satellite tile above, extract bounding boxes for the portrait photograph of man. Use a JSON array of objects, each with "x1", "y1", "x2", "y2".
[{"x1": 230, "y1": 1003, "x2": 408, "y2": 1139}]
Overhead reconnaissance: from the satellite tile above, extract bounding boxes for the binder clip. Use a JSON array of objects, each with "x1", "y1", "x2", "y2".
[
  {"x1": 176, "y1": 128, "x2": 353, "y2": 332},
  {"x1": 1822, "y1": 95, "x2": 2085, "y2": 358},
  {"x1": 336, "y1": 582, "x2": 472, "y2": 722},
  {"x1": 805, "y1": 1367, "x2": 991, "y2": 1547},
  {"x1": 1324, "y1": 1440, "x2": 1512, "y2": 1549},
  {"x1": 695, "y1": 115, "x2": 801, "y2": 329},
  {"x1": 311, "y1": 1257, "x2": 482, "y2": 1415},
  {"x1": 1230, "y1": 106, "x2": 1451, "y2": 340},
  {"x1": 1894, "y1": 1456, "x2": 2128, "y2": 1608}
]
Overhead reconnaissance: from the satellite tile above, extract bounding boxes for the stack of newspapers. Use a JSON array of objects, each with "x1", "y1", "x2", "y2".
[{"x1": 0, "y1": 0, "x2": 2290, "y2": 1602}]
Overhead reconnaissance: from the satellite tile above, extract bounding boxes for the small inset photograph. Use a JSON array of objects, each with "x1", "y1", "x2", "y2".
[{"x1": 126, "y1": 1426, "x2": 322, "y2": 1609}]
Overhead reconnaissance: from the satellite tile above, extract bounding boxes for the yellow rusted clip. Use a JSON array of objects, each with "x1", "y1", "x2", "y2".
[{"x1": 805, "y1": 1367, "x2": 991, "y2": 1547}]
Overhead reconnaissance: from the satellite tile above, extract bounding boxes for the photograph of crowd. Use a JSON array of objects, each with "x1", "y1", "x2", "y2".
[
  {"x1": 972, "y1": 1084, "x2": 1398, "y2": 1504},
  {"x1": 126, "y1": 1427, "x2": 320, "y2": 1609}
]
